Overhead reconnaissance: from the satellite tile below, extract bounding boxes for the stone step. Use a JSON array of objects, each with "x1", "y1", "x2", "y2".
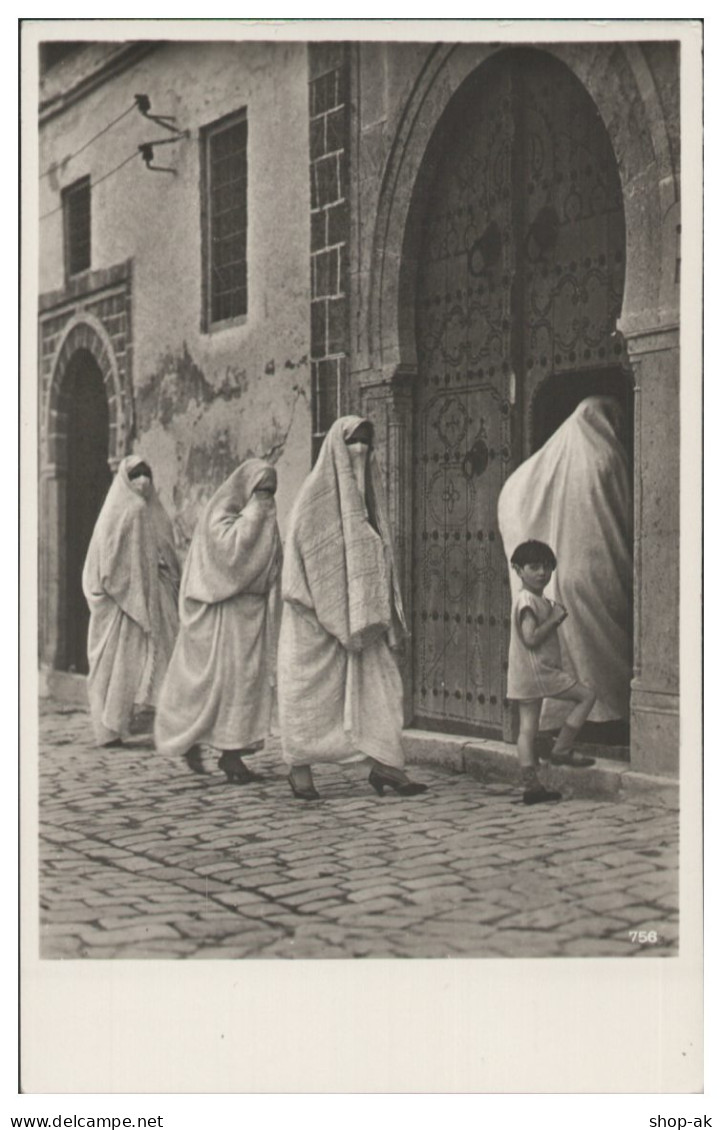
[{"x1": 402, "y1": 729, "x2": 679, "y2": 809}]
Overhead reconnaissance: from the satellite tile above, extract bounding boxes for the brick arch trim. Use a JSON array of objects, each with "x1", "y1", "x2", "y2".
[
  {"x1": 368, "y1": 41, "x2": 679, "y2": 376},
  {"x1": 44, "y1": 314, "x2": 130, "y2": 474}
]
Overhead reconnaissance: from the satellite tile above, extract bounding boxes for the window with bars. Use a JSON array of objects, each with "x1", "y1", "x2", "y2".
[
  {"x1": 201, "y1": 110, "x2": 248, "y2": 329},
  {"x1": 62, "y1": 176, "x2": 91, "y2": 278}
]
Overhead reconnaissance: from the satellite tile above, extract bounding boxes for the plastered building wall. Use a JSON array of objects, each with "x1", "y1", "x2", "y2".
[{"x1": 39, "y1": 41, "x2": 312, "y2": 547}]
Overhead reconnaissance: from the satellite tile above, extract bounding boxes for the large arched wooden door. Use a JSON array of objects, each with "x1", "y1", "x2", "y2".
[{"x1": 412, "y1": 49, "x2": 626, "y2": 737}]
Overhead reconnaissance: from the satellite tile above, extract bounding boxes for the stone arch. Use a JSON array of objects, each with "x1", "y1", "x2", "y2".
[
  {"x1": 43, "y1": 313, "x2": 130, "y2": 474},
  {"x1": 368, "y1": 41, "x2": 679, "y2": 379}
]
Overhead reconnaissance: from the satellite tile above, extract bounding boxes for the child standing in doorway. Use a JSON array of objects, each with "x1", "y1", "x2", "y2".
[{"x1": 507, "y1": 540, "x2": 597, "y2": 805}]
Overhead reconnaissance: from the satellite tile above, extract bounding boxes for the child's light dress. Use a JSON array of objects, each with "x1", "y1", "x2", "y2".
[{"x1": 507, "y1": 590, "x2": 577, "y2": 701}]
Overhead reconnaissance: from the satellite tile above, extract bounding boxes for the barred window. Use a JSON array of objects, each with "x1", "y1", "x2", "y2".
[
  {"x1": 62, "y1": 176, "x2": 91, "y2": 277},
  {"x1": 202, "y1": 110, "x2": 248, "y2": 328}
]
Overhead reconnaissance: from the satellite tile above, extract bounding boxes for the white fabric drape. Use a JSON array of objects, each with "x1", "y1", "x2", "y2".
[
  {"x1": 497, "y1": 396, "x2": 633, "y2": 727},
  {"x1": 278, "y1": 416, "x2": 407, "y2": 768},
  {"x1": 82, "y1": 454, "x2": 180, "y2": 745},
  {"x1": 154, "y1": 459, "x2": 282, "y2": 758}
]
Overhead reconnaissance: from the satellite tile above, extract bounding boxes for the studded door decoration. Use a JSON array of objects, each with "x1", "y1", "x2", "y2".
[{"x1": 412, "y1": 51, "x2": 625, "y2": 735}]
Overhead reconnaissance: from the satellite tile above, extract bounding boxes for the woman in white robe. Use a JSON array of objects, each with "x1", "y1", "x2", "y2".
[
  {"x1": 154, "y1": 459, "x2": 282, "y2": 784},
  {"x1": 82, "y1": 455, "x2": 180, "y2": 747},
  {"x1": 278, "y1": 415, "x2": 427, "y2": 800},
  {"x1": 497, "y1": 395, "x2": 633, "y2": 732}
]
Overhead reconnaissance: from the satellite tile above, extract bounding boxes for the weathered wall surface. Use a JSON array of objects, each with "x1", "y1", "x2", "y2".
[{"x1": 39, "y1": 41, "x2": 311, "y2": 546}]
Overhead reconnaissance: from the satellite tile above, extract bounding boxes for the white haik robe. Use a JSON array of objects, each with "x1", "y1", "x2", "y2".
[
  {"x1": 154, "y1": 459, "x2": 282, "y2": 758},
  {"x1": 82, "y1": 455, "x2": 180, "y2": 746},
  {"x1": 497, "y1": 396, "x2": 633, "y2": 727},
  {"x1": 278, "y1": 416, "x2": 407, "y2": 769}
]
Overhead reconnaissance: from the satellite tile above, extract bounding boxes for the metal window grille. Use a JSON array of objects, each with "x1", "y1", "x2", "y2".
[
  {"x1": 62, "y1": 176, "x2": 91, "y2": 277},
  {"x1": 204, "y1": 113, "x2": 248, "y2": 326}
]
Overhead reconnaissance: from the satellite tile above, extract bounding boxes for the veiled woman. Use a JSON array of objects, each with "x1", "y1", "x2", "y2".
[
  {"x1": 82, "y1": 455, "x2": 180, "y2": 748},
  {"x1": 278, "y1": 416, "x2": 427, "y2": 800},
  {"x1": 497, "y1": 395, "x2": 633, "y2": 731},
  {"x1": 154, "y1": 459, "x2": 282, "y2": 784}
]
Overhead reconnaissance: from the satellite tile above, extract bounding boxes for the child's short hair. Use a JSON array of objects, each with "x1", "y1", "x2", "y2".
[{"x1": 510, "y1": 540, "x2": 557, "y2": 569}]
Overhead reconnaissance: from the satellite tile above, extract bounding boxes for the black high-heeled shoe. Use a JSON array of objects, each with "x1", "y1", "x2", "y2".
[
  {"x1": 183, "y1": 745, "x2": 207, "y2": 775},
  {"x1": 218, "y1": 751, "x2": 261, "y2": 785},
  {"x1": 368, "y1": 768, "x2": 428, "y2": 797},
  {"x1": 287, "y1": 774, "x2": 320, "y2": 801}
]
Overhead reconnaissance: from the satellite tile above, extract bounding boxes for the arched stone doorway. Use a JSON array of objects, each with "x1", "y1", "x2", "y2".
[
  {"x1": 39, "y1": 317, "x2": 129, "y2": 675},
  {"x1": 406, "y1": 48, "x2": 629, "y2": 740},
  {"x1": 358, "y1": 40, "x2": 679, "y2": 772}
]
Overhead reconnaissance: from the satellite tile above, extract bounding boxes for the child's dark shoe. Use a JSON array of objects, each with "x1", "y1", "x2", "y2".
[
  {"x1": 523, "y1": 783, "x2": 563, "y2": 805},
  {"x1": 535, "y1": 734, "x2": 556, "y2": 761}
]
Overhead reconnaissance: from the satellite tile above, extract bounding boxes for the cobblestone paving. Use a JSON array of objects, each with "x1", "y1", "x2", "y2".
[{"x1": 38, "y1": 703, "x2": 679, "y2": 959}]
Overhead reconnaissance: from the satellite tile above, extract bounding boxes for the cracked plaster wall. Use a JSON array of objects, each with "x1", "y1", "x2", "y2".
[{"x1": 40, "y1": 41, "x2": 312, "y2": 549}]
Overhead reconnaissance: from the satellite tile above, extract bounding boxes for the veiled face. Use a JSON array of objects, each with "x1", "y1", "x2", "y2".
[
  {"x1": 344, "y1": 419, "x2": 372, "y2": 467},
  {"x1": 345, "y1": 419, "x2": 373, "y2": 447},
  {"x1": 346, "y1": 440, "x2": 369, "y2": 459},
  {"x1": 252, "y1": 467, "x2": 277, "y2": 506},
  {"x1": 252, "y1": 488, "x2": 276, "y2": 513},
  {"x1": 129, "y1": 473, "x2": 152, "y2": 499},
  {"x1": 346, "y1": 440, "x2": 369, "y2": 500},
  {"x1": 127, "y1": 460, "x2": 153, "y2": 499}
]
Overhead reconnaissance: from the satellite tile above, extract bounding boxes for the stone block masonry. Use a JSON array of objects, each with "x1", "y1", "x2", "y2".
[{"x1": 308, "y1": 44, "x2": 351, "y2": 460}]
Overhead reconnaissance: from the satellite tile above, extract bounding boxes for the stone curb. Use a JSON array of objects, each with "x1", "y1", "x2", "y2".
[
  {"x1": 39, "y1": 677, "x2": 679, "y2": 809},
  {"x1": 402, "y1": 729, "x2": 679, "y2": 809}
]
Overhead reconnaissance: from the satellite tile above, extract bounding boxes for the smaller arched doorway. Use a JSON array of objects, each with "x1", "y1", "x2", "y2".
[{"x1": 62, "y1": 349, "x2": 112, "y2": 673}]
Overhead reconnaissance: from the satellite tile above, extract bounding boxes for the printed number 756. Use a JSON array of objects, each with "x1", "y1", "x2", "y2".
[{"x1": 629, "y1": 930, "x2": 658, "y2": 944}]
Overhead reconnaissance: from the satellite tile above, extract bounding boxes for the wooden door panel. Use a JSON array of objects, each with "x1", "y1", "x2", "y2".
[
  {"x1": 412, "y1": 50, "x2": 625, "y2": 737},
  {"x1": 520, "y1": 57, "x2": 626, "y2": 402},
  {"x1": 413, "y1": 62, "x2": 514, "y2": 732}
]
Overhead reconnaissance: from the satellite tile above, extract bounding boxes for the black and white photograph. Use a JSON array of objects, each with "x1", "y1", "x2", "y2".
[{"x1": 19, "y1": 17, "x2": 703, "y2": 1096}]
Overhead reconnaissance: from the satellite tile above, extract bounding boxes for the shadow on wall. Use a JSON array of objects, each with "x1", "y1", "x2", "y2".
[{"x1": 532, "y1": 366, "x2": 634, "y2": 464}]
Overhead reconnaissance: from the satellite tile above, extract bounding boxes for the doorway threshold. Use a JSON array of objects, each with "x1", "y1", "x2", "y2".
[{"x1": 402, "y1": 728, "x2": 679, "y2": 809}]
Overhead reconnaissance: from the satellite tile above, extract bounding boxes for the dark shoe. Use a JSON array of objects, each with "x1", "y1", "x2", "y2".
[
  {"x1": 523, "y1": 784, "x2": 563, "y2": 805},
  {"x1": 182, "y1": 745, "x2": 207, "y2": 775},
  {"x1": 218, "y1": 751, "x2": 261, "y2": 785},
  {"x1": 548, "y1": 749, "x2": 596, "y2": 768},
  {"x1": 288, "y1": 774, "x2": 320, "y2": 801},
  {"x1": 369, "y1": 768, "x2": 428, "y2": 797}
]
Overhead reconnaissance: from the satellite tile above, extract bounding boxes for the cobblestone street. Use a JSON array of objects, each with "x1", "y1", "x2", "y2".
[{"x1": 37, "y1": 702, "x2": 679, "y2": 960}]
